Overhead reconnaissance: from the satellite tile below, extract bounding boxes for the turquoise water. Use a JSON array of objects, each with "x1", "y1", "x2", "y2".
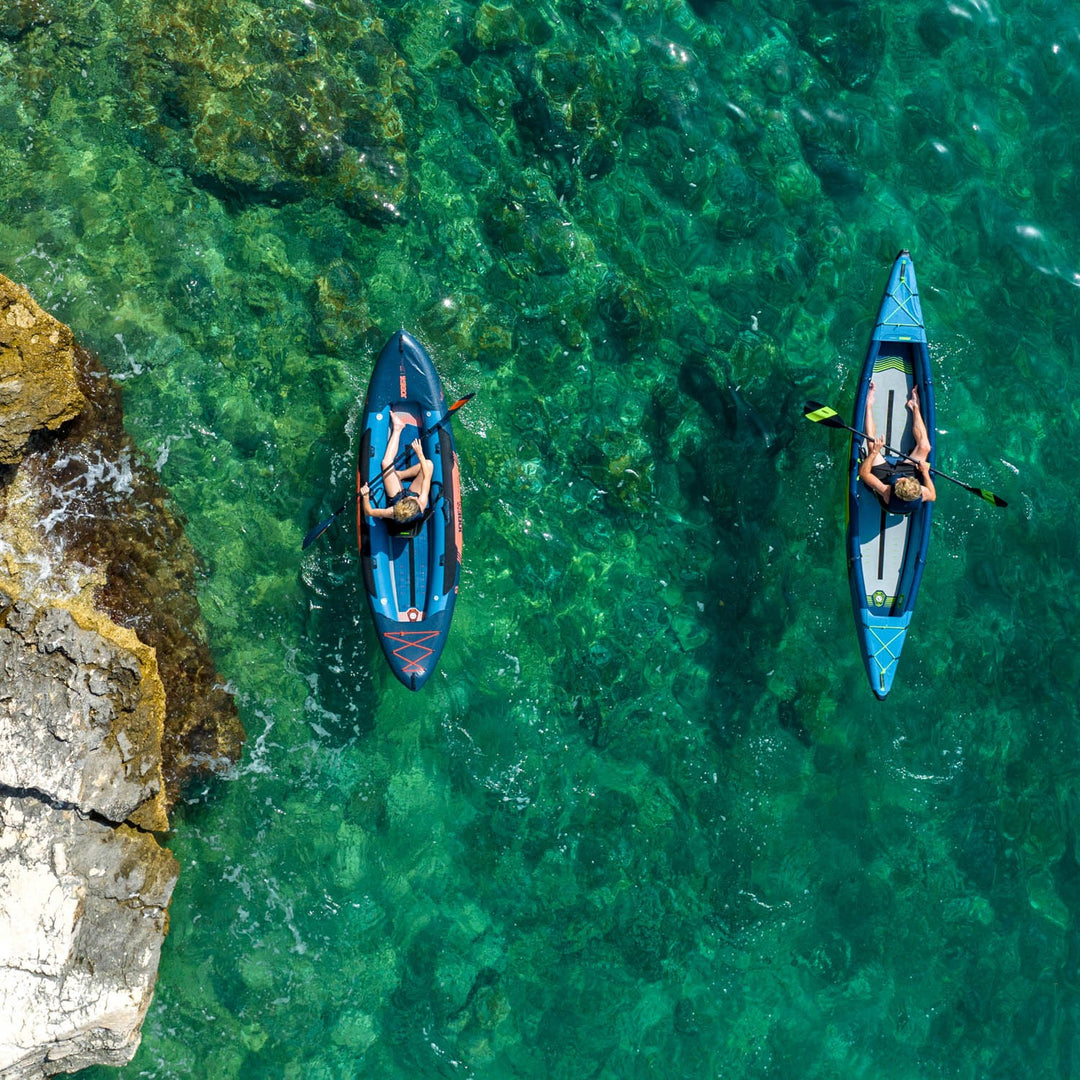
[{"x1": 3, "y1": 0, "x2": 1078, "y2": 1075}]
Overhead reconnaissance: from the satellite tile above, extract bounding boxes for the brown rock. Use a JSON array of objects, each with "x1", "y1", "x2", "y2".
[
  {"x1": 0, "y1": 283, "x2": 86, "y2": 465},
  {"x1": 0, "y1": 271, "x2": 243, "y2": 805}
]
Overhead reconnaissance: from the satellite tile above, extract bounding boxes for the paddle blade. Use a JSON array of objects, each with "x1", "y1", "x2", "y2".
[
  {"x1": 978, "y1": 488, "x2": 1008, "y2": 508},
  {"x1": 302, "y1": 514, "x2": 336, "y2": 550},
  {"x1": 447, "y1": 392, "x2": 476, "y2": 413},
  {"x1": 804, "y1": 401, "x2": 846, "y2": 428}
]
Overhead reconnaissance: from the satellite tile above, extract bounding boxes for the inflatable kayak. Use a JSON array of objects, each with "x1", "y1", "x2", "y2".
[
  {"x1": 847, "y1": 251, "x2": 935, "y2": 698},
  {"x1": 357, "y1": 331, "x2": 463, "y2": 690}
]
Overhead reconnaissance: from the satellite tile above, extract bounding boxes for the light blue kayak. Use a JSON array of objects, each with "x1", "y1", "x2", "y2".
[{"x1": 846, "y1": 251, "x2": 935, "y2": 698}]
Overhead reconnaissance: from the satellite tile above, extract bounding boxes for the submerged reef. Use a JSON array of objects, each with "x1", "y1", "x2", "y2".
[
  {"x1": 0, "y1": 274, "x2": 242, "y2": 1077},
  {"x1": 8, "y1": 0, "x2": 414, "y2": 222},
  {"x1": 120, "y1": 0, "x2": 413, "y2": 222}
]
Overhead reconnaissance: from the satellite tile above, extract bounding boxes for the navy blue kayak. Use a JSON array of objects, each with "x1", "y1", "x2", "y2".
[
  {"x1": 847, "y1": 251, "x2": 935, "y2": 698},
  {"x1": 357, "y1": 331, "x2": 462, "y2": 690}
]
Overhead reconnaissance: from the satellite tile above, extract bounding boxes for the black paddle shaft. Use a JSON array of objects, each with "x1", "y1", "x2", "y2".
[{"x1": 803, "y1": 400, "x2": 1007, "y2": 507}]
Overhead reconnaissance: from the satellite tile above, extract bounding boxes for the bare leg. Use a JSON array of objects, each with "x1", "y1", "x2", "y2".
[
  {"x1": 907, "y1": 385, "x2": 931, "y2": 463},
  {"x1": 382, "y1": 412, "x2": 408, "y2": 499},
  {"x1": 864, "y1": 381, "x2": 884, "y2": 465}
]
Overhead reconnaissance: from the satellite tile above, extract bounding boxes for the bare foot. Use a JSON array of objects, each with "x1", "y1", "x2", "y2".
[
  {"x1": 867, "y1": 380, "x2": 876, "y2": 408},
  {"x1": 391, "y1": 411, "x2": 407, "y2": 431},
  {"x1": 907, "y1": 385, "x2": 920, "y2": 411}
]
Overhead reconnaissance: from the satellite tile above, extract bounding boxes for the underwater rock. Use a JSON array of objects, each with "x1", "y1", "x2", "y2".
[
  {"x1": 0, "y1": 271, "x2": 242, "y2": 1075},
  {"x1": 0, "y1": 0, "x2": 52, "y2": 41},
  {"x1": 778, "y1": 695, "x2": 813, "y2": 747},
  {"x1": 473, "y1": 3, "x2": 526, "y2": 50},
  {"x1": 796, "y1": 5, "x2": 885, "y2": 91},
  {"x1": 119, "y1": 0, "x2": 413, "y2": 223}
]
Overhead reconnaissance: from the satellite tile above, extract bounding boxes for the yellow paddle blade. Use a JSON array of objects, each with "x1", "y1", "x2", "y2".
[{"x1": 804, "y1": 403, "x2": 840, "y2": 423}]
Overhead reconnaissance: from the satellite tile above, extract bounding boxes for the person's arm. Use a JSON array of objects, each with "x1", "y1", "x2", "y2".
[
  {"x1": 918, "y1": 460, "x2": 936, "y2": 503},
  {"x1": 360, "y1": 484, "x2": 394, "y2": 519},
  {"x1": 858, "y1": 437, "x2": 889, "y2": 498}
]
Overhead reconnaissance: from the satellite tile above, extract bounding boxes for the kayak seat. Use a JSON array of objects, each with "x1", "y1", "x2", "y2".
[{"x1": 386, "y1": 482, "x2": 443, "y2": 539}]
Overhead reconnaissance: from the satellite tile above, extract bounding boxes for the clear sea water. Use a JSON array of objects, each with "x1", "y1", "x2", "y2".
[{"x1": 3, "y1": 0, "x2": 1078, "y2": 1076}]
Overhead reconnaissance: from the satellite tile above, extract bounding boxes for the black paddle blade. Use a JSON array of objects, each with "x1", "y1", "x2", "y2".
[
  {"x1": 302, "y1": 515, "x2": 336, "y2": 550},
  {"x1": 803, "y1": 401, "x2": 846, "y2": 428}
]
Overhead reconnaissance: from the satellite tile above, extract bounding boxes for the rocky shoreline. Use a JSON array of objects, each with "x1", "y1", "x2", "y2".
[{"x1": 0, "y1": 275, "x2": 243, "y2": 1078}]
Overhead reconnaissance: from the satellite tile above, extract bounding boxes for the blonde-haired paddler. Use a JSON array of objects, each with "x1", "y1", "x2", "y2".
[
  {"x1": 361, "y1": 411, "x2": 433, "y2": 525},
  {"x1": 859, "y1": 382, "x2": 936, "y2": 514}
]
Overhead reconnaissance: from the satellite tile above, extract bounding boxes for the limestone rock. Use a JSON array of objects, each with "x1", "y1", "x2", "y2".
[
  {"x1": 0, "y1": 282, "x2": 86, "y2": 465},
  {"x1": 0, "y1": 796, "x2": 178, "y2": 1079},
  {"x1": 0, "y1": 594, "x2": 168, "y2": 833}
]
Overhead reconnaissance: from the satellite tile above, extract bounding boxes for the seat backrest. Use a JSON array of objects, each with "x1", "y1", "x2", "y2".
[
  {"x1": 386, "y1": 482, "x2": 443, "y2": 538},
  {"x1": 386, "y1": 503, "x2": 436, "y2": 538}
]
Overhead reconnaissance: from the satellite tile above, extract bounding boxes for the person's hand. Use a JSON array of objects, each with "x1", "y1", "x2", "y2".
[
  {"x1": 360, "y1": 483, "x2": 370, "y2": 497},
  {"x1": 918, "y1": 460, "x2": 931, "y2": 476},
  {"x1": 871, "y1": 436, "x2": 884, "y2": 455},
  {"x1": 411, "y1": 438, "x2": 424, "y2": 456}
]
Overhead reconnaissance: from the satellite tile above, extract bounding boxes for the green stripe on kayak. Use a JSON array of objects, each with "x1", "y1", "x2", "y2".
[
  {"x1": 872, "y1": 355, "x2": 912, "y2": 374},
  {"x1": 868, "y1": 591, "x2": 904, "y2": 608}
]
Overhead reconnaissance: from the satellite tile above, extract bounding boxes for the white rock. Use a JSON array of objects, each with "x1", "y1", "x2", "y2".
[{"x1": 0, "y1": 798, "x2": 178, "y2": 1079}]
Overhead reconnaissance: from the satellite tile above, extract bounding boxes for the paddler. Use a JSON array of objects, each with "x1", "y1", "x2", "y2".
[
  {"x1": 360, "y1": 411, "x2": 432, "y2": 524},
  {"x1": 858, "y1": 382, "x2": 936, "y2": 514}
]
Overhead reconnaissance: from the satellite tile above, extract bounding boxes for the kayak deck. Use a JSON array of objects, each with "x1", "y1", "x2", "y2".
[{"x1": 855, "y1": 345, "x2": 920, "y2": 616}]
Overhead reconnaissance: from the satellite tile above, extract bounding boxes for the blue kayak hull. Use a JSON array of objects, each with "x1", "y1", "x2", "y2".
[
  {"x1": 358, "y1": 331, "x2": 462, "y2": 690},
  {"x1": 847, "y1": 251, "x2": 935, "y2": 699}
]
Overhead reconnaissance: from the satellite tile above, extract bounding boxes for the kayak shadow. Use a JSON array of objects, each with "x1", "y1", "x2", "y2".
[{"x1": 298, "y1": 534, "x2": 382, "y2": 741}]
